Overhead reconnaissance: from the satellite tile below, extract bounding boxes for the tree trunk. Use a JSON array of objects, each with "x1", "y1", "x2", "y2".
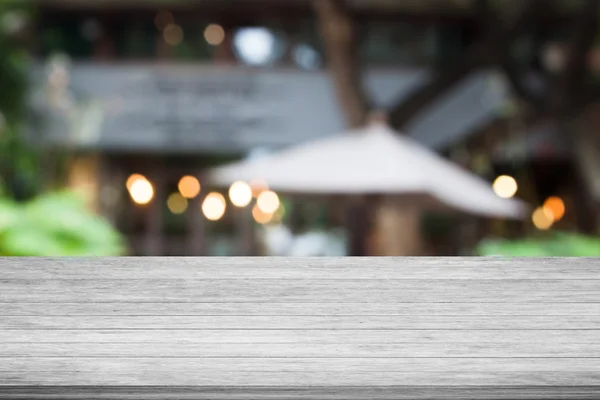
[{"x1": 313, "y1": 0, "x2": 370, "y2": 128}]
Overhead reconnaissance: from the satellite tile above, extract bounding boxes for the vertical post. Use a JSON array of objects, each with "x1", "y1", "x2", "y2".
[
  {"x1": 144, "y1": 165, "x2": 165, "y2": 256},
  {"x1": 97, "y1": 155, "x2": 118, "y2": 225},
  {"x1": 215, "y1": 23, "x2": 236, "y2": 65},
  {"x1": 236, "y1": 206, "x2": 255, "y2": 256},
  {"x1": 187, "y1": 193, "x2": 206, "y2": 256},
  {"x1": 345, "y1": 196, "x2": 370, "y2": 256}
]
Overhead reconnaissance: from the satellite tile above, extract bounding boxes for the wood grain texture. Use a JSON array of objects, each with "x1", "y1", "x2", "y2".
[
  {"x1": 2, "y1": 386, "x2": 600, "y2": 400},
  {"x1": 2, "y1": 279, "x2": 600, "y2": 302},
  {"x1": 1, "y1": 257, "x2": 599, "y2": 399}
]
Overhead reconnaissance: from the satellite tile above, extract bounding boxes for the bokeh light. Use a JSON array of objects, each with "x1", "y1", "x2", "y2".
[
  {"x1": 532, "y1": 206, "x2": 554, "y2": 230},
  {"x1": 126, "y1": 173, "x2": 145, "y2": 190},
  {"x1": 154, "y1": 10, "x2": 174, "y2": 30},
  {"x1": 178, "y1": 175, "x2": 201, "y2": 199},
  {"x1": 257, "y1": 190, "x2": 280, "y2": 214},
  {"x1": 167, "y1": 193, "x2": 188, "y2": 215},
  {"x1": 163, "y1": 23, "x2": 184, "y2": 46},
  {"x1": 543, "y1": 196, "x2": 565, "y2": 221},
  {"x1": 228, "y1": 181, "x2": 253, "y2": 207},
  {"x1": 204, "y1": 23, "x2": 225, "y2": 46},
  {"x1": 250, "y1": 179, "x2": 269, "y2": 198},
  {"x1": 252, "y1": 204, "x2": 273, "y2": 225},
  {"x1": 233, "y1": 27, "x2": 277, "y2": 66},
  {"x1": 492, "y1": 175, "x2": 518, "y2": 199},
  {"x1": 202, "y1": 192, "x2": 226, "y2": 221},
  {"x1": 128, "y1": 177, "x2": 154, "y2": 205}
]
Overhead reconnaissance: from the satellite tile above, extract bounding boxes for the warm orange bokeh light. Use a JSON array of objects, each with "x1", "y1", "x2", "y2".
[
  {"x1": 178, "y1": 175, "x2": 201, "y2": 199},
  {"x1": 532, "y1": 206, "x2": 554, "y2": 231},
  {"x1": 202, "y1": 192, "x2": 226, "y2": 221},
  {"x1": 126, "y1": 173, "x2": 145, "y2": 190},
  {"x1": 128, "y1": 177, "x2": 154, "y2": 205},
  {"x1": 204, "y1": 23, "x2": 225, "y2": 46},
  {"x1": 164, "y1": 23, "x2": 184, "y2": 46},
  {"x1": 492, "y1": 175, "x2": 518, "y2": 199},
  {"x1": 250, "y1": 179, "x2": 269, "y2": 198},
  {"x1": 228, "y1": 181, "x2": 253, "y2": 207},
  {"x1": 252, "y1": 204, "x2": 273, "y2": 225},
  {"x1": 543, "y1": 196, "x2": 565, "y2": 221},
  {"x1": 167, "y1": 192, "x2": 188, "y2": 215},
  {"x1": 257, "y1": 190, "x2": 280, "y2": 214}
]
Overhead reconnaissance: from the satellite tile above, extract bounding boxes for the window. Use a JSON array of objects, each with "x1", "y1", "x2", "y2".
[
  {"x1": 360, "y1": 22, "x2": 437, "y2": 66},
  {"x1": 36, "y1": 10, "x2": 325, "y2": 69},
  {"x1": 114, "y1": 20, "x2": 157, "y2": 59},
  {"x1": 39, "y1": 17, "x2": 96, "y2": 59}
]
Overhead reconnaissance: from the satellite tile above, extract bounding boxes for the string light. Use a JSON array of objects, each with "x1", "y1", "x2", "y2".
[
  {"x1": 202, "y1": 192, "x2": 226, "y2": 221},
  {"x1": 126, "y1": 174, "x2": 145, "y2": 190},
  {"x1": 492, "y1": 175, "x2": 518, "y2": 199},
  {"x1": 204, "y1": 23, "x2": 225, "y2": 46},
  {"x1": 229, "y1": 181, "x2": 253, "y2": 207},
  {"x1": 257, "y1": 190, "x2": 280, "y2": 214},
  {"x1": 128, "y1": 176, "x2": 154, "y2": 205},
  {"x1": 532, "y1": 207, "x2": 554, "y2": 230},
  {"x1": 543, "y1": 196, "x2": 565, "y2": 222},
  {"x1": 167, "y1": 193, "x2": 188, "y2": 214},
  {"x1": 178, "y1": 176, "x2": 201, "y2": 199},
  {"x1": 252, "y1": 204, "x2": 273, "y2": 225},
  {"x1": 250, "y1": 179, "x2": 268, "y2": 198},
  {"x1": 163, "y1": 23, "x2": 184, "y2": 46}
]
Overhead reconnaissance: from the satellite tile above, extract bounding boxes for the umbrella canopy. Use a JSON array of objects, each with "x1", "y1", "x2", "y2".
[{"x1": 207, "y1": 123, "x2": 527, "y2": 219}]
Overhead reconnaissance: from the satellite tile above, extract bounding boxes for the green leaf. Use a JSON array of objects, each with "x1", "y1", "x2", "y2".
[
  {"x1": 0, "y1": 188, "x2": 125, "y2": 256},
  {"x1": 477, "y1": 232, "x2": 600, "y2": 257}
]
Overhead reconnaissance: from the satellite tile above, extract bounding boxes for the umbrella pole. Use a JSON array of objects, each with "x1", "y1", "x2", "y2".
[
  {"x1": 345, "y1": 195, "x2": 377, "y2": 256},
  {"x1": 372, "y1": 196, "x2": 424, "y2": 256}
]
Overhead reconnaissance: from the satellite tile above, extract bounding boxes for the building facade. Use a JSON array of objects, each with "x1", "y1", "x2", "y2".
[{"x1": 32, "y1": 0, "x2": 525, "y2": 255}]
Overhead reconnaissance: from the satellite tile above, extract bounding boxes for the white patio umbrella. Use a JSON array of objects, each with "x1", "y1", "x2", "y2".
[{"x1": 206, "y1": 122, "x2": 527, "y2": 219}]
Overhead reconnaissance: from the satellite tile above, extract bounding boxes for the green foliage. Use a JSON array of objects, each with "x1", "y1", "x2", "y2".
[
  {"x1": 477, "y1": 232, "x2": 600, "y2": 257},
  {"x1": 0, "y1": 1, "x2": 41, "y2": 201},
  {"x1": 0, "y1": 189, "x2": 125, "y2": 256}
]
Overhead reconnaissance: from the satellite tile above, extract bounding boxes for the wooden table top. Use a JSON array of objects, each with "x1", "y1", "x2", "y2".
[{"x1": 1, "y1": 257, "x2": 599, "y2": 399}]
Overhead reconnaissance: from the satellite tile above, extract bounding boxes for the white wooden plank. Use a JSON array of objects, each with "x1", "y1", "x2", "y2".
[
  {"x1": 2, "y1": 279, "x2": 599, "y2": 302},
  {"x1": 2, "y1": 315, "x2": 599, "y2": 329},
  {"x1": 3, "y1": 302, "x2": 599, "y2": 316},
  {"x1": 3, "y1": 357, "x2": 600, "y2": 372},
  {"x1": 2, "y1": 386, "x2": 600, "y2": 400},
  {"x1": 2, "y1": 370, "x2": 600, "y2": 387},
  {"x1": 2, "y1": 257, "x2": 600, "y2": 398},
  {"x1": 2, "y1": 341, "x2": 599, "y2": 358},
  {"x1": 1, "y1": 329, "x2": 597, "y2": 343},
  {"x1": 2, "y1": 257, "x2": 599, "y2": 280}
]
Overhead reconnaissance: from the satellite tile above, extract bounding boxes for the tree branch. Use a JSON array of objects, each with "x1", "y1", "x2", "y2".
[
  {"x1": 313, "y1": 0, "x2": 370, "y2": 128},
  {"x1": 388, "y1": 0, "x2": 543, "y2": 130}
]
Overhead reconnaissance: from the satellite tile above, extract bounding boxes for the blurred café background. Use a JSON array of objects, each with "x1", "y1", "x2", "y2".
[{"x1": 2, "y1": 0, "x2": 600, "y2": 256}]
